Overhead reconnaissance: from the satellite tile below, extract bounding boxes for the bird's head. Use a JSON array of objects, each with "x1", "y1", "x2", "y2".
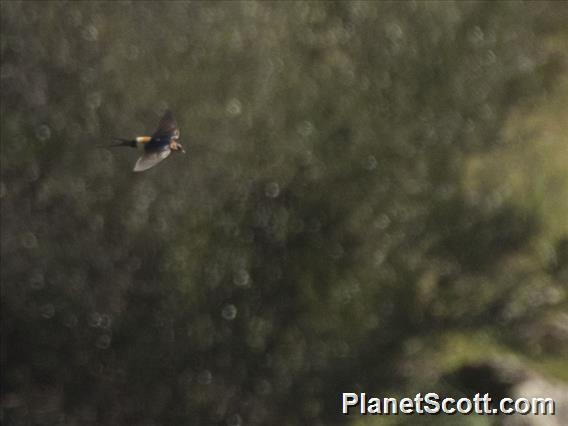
[{"x1": 172, "y1": 140, "x2": 186, "y2": 154}]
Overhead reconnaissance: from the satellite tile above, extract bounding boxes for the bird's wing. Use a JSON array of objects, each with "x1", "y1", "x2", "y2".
[
  {"x1": 133, "y1": 148, "x2": 171, "y2": 172},
  {"x1": 152, "y1": 110, "x2": 180, "y2": 139}
]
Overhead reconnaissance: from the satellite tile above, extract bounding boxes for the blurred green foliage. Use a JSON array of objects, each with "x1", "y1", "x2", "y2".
[{"x1": 1, "y1": 1, "x2": 567, "y2": 425}]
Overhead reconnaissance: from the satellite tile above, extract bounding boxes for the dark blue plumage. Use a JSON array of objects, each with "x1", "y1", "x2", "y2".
[{"x1": 107, "y1": 110, "x2": 185, "y2": 172}]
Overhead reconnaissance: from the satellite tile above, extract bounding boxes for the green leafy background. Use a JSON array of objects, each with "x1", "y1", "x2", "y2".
[{"x1": 1, "y1": 2, "x2": 567, "y2": 425}]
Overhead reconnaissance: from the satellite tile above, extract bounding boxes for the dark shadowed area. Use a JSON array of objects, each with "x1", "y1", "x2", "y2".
[{"x1": 1, "y1": 1, "x2": 567, "y2": 425}]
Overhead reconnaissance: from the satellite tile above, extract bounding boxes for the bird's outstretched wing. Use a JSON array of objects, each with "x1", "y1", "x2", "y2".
[
  {"x1": 133, "y1": 149, "x2": 171, "y2": 172},
  {"x1": 152, "y1": 110, "x2": 180, "y2": 139}
]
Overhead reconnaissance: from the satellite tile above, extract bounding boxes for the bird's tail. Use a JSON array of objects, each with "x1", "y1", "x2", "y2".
[{"x1": 97, "y1": 138, "x2": 136, "y2": 148}]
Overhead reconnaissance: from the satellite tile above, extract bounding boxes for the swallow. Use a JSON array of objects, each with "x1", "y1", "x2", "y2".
[{"x1": 109, "y1": 110, "x2": 185, "y2": 172}]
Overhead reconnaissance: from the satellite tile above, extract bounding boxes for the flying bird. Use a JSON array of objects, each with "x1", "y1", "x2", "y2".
[{"x1": 109, "y1": 110, "x2": 185, "y2": 172}]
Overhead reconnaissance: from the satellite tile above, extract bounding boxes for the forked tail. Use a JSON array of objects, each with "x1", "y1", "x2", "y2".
[{"x1": 98, "y1": 138, "x2": 136, "y2": 148}]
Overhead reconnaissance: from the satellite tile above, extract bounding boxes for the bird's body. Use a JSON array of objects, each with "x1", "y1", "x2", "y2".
[{"x1": 109, "y1": 110, "x2": 185, "y2": 172}]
